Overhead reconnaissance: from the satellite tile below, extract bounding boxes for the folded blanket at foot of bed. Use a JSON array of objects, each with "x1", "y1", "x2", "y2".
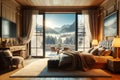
[{"x1": 59, "y1": 51, "x2": 96, "y2": 71}]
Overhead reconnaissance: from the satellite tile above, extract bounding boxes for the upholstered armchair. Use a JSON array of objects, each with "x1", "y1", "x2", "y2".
[{"x1": 0, "y1": 49, "x2": 24, "y2": 69}]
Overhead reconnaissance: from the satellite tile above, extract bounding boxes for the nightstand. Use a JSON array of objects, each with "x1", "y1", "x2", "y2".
[{"x1": 107, "y1": 58, "x2": 120, "y2": 73}]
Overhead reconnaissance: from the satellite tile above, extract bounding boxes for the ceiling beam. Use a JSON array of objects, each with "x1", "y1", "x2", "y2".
[{"x1": 22, "y1": 6, "x2": 98, "y2": 12}]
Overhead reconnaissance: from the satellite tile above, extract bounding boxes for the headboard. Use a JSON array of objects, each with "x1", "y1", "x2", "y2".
[
  {"x1": 98, "y1": 40, "x2": 113, "y2": 49},
  {"x1": 99, "y1": 36, "x2": 115, "y2": 49}
]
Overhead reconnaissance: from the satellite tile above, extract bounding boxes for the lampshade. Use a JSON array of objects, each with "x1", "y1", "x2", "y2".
[
  {"x1": 92, "y1": 39, "x2": 98, "y2": 46},
  {"x1": 112, "y1": 37, "x2": 120, "y2": 47}
]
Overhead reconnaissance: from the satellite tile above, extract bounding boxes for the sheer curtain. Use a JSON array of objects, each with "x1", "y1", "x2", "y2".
[
  {"x1": 82, "y1": 10, "x2": 92, "y2": 40},
  {"x1": 19, "y1": 10, "x2": 38, "y2": 44},
  {"x1": 81, "y1": 10, "x2": 92, "y2": 49}
]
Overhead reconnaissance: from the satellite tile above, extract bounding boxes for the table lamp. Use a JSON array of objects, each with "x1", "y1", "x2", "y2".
[
  {"x1": 92, "y1": 39, "x2": 98, "y2": 47},
  {"x1": 112, "y1": 37, "x2": 120, "y2": 59}
]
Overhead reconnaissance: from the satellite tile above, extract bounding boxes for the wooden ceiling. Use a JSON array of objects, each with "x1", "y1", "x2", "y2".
[
  {"x1": 15, "y1": 0, "x2": 105, "y2": 7},
  {"x1": 15, "y1": 0, "x2": 105, "y2": 12}
]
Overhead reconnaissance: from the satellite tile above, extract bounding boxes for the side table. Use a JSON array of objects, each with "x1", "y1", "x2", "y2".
[{"x1": 107, "y1": 58, "x2": 120, "y2": 73}]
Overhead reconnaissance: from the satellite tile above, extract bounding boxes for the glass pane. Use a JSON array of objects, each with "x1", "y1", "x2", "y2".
[
  {"x1": 77, "y1": 14, "x2": 90, "y2": 51},
  {"x1": 78, "y1": 15, "x2": 85, "y2": 51},
  {"x1": 37, "y1": 49, "x2": 43, "y2": 56},
  {"x1": 31, "y1": 15, "x2": 43, "y2": 57},
  {"x1": 36, "y1": 35, "x2": 43, "y2": 47},
  {"x1": 31, "y1": 35, "x2": 36, "y2": 47},
  {"x1": 85, "y1": 38, "x2": 90, "y2": 47},
  {"x1": 45, "y1": 14, "x2": 76, "y2": 57},
  {"x1": 78, "y1": 36, "x2": 84, "y2": 47},
  {"x1": 31, "y1": 49, "x2": 36, "y2": 56}
]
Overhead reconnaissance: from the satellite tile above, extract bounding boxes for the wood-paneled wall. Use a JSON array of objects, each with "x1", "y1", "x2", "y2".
[
  {"x1": 97, "y1": 0, "x2": 120, "y2": 40},
  {"x1": 0, "y1": 0, "x2": 29, "y2": 58},
  {"x1": 0, "y1": 0, "x2": 22, "y2": 37},
  {"x1": 1, "y1": 0, "x2": 18, "y2": 22}
]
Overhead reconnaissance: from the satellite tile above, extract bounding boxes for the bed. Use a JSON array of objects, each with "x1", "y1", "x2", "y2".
[{"x1": 58, "y1": 39, "x2": 115, "y2": 70}]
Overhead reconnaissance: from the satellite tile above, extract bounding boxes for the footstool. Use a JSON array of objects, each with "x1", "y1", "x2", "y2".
[{"x1": 48, "y1": 58, "x2": 59, "y2": 69}]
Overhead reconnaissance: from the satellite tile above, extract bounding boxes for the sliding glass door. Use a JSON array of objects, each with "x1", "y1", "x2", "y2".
[{"x1": 30, "y1": 13, "x2": 91, "y2": 57}]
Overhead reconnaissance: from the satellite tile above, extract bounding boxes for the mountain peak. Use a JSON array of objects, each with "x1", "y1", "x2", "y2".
[{"x1": 60, "y1": 22, "x2": 75, "y2": 33}]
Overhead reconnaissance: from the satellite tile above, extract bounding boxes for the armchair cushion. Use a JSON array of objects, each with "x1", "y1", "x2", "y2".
[
  {"x1": 3, "y1": 49, "x2": 13, "y2": 58},
  {"x1": 12, "y1": 56, "x2": 24, "y2": 65}
]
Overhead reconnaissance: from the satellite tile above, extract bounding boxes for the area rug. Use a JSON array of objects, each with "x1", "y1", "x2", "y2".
[{"x1": 10, "y1": 59, "x2": 111, "y2": 78}]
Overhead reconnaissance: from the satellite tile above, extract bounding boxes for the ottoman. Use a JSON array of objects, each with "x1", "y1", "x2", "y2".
[{"x1": 48, "y1": 58, "x2": 59, "y2": 69}]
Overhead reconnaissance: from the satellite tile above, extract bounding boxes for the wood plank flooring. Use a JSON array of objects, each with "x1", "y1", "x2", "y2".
[{"x1": 0, "y1": 58, "x2": 120, "y2": 80}]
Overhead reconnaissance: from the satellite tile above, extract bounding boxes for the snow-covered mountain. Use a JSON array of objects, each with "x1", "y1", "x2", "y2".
[
  {"x1": 36, "y1": 21, "x2": 75, "y2": 34},
  {"x1": 60, "y1": 22, "x2": 75, "y2": 33}
]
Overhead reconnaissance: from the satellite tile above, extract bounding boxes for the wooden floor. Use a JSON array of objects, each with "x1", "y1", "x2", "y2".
[{"x1": 0, "y1": 58, "x2": 120, "y2": 80}]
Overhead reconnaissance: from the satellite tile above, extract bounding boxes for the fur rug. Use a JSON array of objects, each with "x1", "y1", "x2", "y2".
[{"x1": 10, "y1": 59, "x2": 111, "y2": 78}]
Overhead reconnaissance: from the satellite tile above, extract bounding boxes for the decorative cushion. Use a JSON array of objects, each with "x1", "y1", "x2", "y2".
[
  {"x1": 90, "y1": 47, "x2": 98, "y2": 55},
  {"x1": 3, "y1": 49, "x2": 13, "y2": 57},
  {"x1": 97, "y1": 47, "x2": 105, "y2": 56},
  {"x1": 87, "y1": 47, "x2": 94, "y2": 53},
  {"x1": 102, "y1": 49, "x2": 112, "y2": 56}
]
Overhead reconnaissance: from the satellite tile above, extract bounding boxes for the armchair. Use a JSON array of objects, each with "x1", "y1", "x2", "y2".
[{"x1": 0, "y1": 49, "x2": 24, "y2": 70}]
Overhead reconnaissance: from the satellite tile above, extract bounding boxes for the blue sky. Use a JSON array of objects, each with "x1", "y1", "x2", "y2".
[{"x1": 45, "y1": 14, "x2": 75, "y2": 28}]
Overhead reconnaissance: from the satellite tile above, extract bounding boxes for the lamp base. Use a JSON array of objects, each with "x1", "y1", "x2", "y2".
[{"x1": 116, "y1": 48, "x2": 119, "y2": 60}]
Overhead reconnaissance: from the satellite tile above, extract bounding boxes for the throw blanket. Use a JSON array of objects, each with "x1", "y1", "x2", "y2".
[{"x1": 62, "y1": 51, "x2": 95, "y2": 71}]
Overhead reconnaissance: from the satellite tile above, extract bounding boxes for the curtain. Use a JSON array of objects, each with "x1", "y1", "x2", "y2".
[
  {"x1": 81, "y1": 10, "x2": 92, "y2": 48},
  {"x1": 82, "y1": 10, "x2": 91, "y2": 40},
  {"x1": 98, "y1": 11, "x2": 104, "y2": 40},
  {"x1": 19, "y1": 10, "x2": 39, "y2": 44},
  {"x1": 88, "y1": 10, "x2": 99, "y2": 40}
]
